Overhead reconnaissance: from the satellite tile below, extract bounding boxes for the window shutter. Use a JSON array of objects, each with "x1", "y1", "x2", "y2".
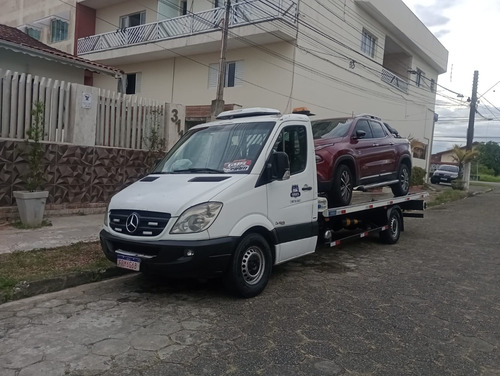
[
  {"x1": 234, "y1": 60, "x2": 243, "y2": 86},
  {"x1": 208, "y1": 63, "x2": 219, "y2": 89}
]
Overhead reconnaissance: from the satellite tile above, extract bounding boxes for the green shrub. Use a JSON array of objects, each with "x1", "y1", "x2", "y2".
[{"x1": 410, "y1": 166, "x2": 426, "y2": 186}]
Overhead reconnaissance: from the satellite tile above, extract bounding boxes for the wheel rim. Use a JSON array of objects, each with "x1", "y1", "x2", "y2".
[
  {"x1": 340, "y1": 169, "x2": 352, "y2": 202},
  {"x1": 400, "y1": 167, "x2": 409, "y2": 192},
  {"x1": 241, "y1": 246, "x2": 265, "y2": 285},
  {"x1": 389, "y1": 215, "x2": 399, "y2": 237}
]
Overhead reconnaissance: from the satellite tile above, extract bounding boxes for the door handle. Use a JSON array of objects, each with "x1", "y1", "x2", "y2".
[
  {"x1": 302, "y1": 185, "x2": 313, "y2": 191},
  {"x1": 372, "y1": 143, "x2": 379, "y2": 147}
]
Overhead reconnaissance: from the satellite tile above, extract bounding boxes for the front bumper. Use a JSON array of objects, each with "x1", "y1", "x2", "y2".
[
  {"x1": 100, "y1": 229, "x2": 238, "y2": 278},
  {"x1": 433, "y1": 174, "x2": 457, "y2": 182}
]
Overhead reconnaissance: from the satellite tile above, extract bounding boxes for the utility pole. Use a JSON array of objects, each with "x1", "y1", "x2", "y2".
[
  {"x1": 464, "y1": 70, "x2": 479, "y2": 190},
  {"x1": 210, "y1": 0, "x2": 231, "y2": 121},
  {"x1": 466, "y1": 70, "x2": 478, "y2": 151}
]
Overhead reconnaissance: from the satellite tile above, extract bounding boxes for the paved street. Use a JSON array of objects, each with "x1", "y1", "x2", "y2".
[{"x1": 1, "y1": 189, "x2": 499, "y2": 376}]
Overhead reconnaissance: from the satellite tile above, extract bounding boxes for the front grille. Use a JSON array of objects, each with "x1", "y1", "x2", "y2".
[{"x1": 109, "y1": 210, "x2": 171, "y2": 236}]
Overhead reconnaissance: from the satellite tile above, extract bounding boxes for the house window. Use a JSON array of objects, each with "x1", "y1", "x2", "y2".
[
  {"x1": 361, "y1": 29, "x2": 376, "y2": 58},
  {"x1": 214, "y1": 0, "x2": 220, "y2": 7},
  {"x1": 430, "y1": 79, "x2": 436, "y2": 93},
  {"x1": 208, "y1": 61, "x2": 243, "y2": 88},
  {"x1": 181, "y1": 0, "x2": 188, "y2": 15},
  {"x1": 119, "y1": 73, "x2": 141, "y2": 94},
  {"x1": 50, "y1": 19, "x2": 68, "y2": 43},
  {"x1": 26, "y1": 27, "x2": 41, "y2": 40},
  {"x1": 415, "y1": 68, "x2": 424, "y2": 87},
  {"x1": 120, "y1": 11, "x2": 146, "y2": 29}
]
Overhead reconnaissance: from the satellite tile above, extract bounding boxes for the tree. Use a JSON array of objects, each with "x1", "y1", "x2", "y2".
[
  {"x1": 477, "y1": 141, "x2": 500, "y2": 176},
  {"x1": 451, "y1": 144, "x2": 478, "y2": 179}
]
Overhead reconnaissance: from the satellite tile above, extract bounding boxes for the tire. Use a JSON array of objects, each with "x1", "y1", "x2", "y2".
[
  {"x1": 225, "y1": 233, "x2": 272, "y2": 298},
  {"x1": 380, "y1": 208, "x2": 402, "y2": 244},
  {"x1": 430, "y1": 177, "x2": 438, "y2": 184},
  {"x1": 329, "y1": 164, "x2": 353, "y2": 207},
  {"x1": 391, "y1": 163, "x2": 410, "y2": 197}
]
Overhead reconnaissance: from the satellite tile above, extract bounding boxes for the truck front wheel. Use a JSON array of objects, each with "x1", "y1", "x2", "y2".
[{"x1": 225, "y1": 233, "x2": 272, "y2": 298}]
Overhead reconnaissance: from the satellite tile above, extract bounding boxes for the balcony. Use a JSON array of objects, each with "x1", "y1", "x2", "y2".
[
  {"x1": 381, "y1": 68, "x2": 408, "y2": 93},
  {"x1": 77, "y1": 0, "x2": 298, "y2": 63}
]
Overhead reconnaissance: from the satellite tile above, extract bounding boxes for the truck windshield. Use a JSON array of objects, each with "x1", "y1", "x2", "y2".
[{"x1": 153, "y1": 121, "x2": 275, "y2": 174}]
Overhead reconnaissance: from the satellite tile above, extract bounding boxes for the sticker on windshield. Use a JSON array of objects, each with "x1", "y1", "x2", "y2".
[{"x1": 223, "y1": 159, "x2": 251, "y2": 172}]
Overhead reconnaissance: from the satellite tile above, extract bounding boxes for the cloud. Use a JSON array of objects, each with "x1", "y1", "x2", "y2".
[
  {"x1": 412, "y1": 0, "x2": 462, "y2": 28},
  {"x1": 414, "y1": 6, "x2": 450, "y2": 27},
  {"x1": 434, "y1": 29, "x2": 451, "y2": 38}
]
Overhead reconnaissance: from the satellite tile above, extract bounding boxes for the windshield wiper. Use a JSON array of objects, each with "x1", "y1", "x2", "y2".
[{"x1": 172, "y1": 168, "x2": 225, "y2": 174}]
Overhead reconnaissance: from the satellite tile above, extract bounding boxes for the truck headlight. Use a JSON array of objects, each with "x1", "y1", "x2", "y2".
[
  {"x1": 170, "y1": 202, "x2": 223, "y2": 234},
  {"x1": 103, "y1": 204, "x2": 110, "y2": 226}
]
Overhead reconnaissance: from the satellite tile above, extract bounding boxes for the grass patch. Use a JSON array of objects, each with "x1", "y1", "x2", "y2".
[
  {"x1": 10, "y1": 219, "x2": 52, "y2": 229},
  {"x1": 427, "y1": 189, "x2": 469, "y2": 207},
  {"x1": 0, "y1": 242, "x2": 114, "y2": 299},
  {"x1": 478, "y1": 174, "x2": 500, "y2": 183}
]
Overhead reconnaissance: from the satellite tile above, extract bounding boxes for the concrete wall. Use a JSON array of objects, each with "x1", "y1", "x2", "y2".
[
  {"x1": 95, "y1": 0, "x2": 163, "y2": 34},
  {"x1": 0, "y1": 0, "x2": 76, "y2": 54}
]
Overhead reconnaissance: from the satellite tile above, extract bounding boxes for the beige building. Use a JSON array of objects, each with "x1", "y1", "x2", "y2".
[{"x1": 1, "y1": 0, "x2": 448, "y2": 172}]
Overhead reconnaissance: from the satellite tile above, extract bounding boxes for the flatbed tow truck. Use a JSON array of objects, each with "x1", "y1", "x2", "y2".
[{"x1": 100, "y1": 108, "x2": 427, "y2": 297}]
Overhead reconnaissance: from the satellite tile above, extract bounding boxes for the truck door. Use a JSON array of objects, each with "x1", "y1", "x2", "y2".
[{"x1": 266, "y1": 123, "x2": 318, "y2": 263}]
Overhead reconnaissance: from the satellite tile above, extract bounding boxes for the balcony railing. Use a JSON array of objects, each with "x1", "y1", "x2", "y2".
[
  {"x1": 381, "y1": 68, "x2": 408, "y2": 93},
  {"x1": 78, "y1": 0, "x2": 298, "y2": 55}
]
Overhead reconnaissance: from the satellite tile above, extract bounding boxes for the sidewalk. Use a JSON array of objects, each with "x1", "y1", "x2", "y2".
[{"x1": 0, "y1": 213, "x2": 103, "y2": 254}]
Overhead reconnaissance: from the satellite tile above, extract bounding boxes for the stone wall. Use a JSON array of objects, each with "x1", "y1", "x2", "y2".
[{"x1": 0, "y1": 139, "x2": 151, "y2": 220}]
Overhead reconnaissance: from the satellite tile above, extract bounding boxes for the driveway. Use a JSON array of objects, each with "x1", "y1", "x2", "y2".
[{"x1": 0, "y1": 189, "x2": 499, "y2": 376}]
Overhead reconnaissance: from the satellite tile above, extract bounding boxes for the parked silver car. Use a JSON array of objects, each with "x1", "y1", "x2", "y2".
[{"x1": 430, "y1": 164, "x2": 459, "y2": 184}]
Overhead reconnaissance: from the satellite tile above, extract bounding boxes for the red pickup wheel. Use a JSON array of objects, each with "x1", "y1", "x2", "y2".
[
  {"x1": 391, "y1": 163, "x2": 410, "y2": 197},
  {"x1": 329, "y1": 164, "x2": 353, "y2": 207}
]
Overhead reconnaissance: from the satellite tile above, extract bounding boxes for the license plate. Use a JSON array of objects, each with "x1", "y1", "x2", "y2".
[
  {"x1": 440, "y1": 177, "x2": 448, "y2": 181},
  {"x1": 116, "y1": 254, "x2": 141, "y2": 271}
]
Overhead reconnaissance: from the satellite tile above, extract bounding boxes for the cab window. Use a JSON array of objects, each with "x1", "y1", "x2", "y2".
[
  {"x1": 369, "y1": 120, "x2": 387, "y2": 138},
  {"x1": 273, "y1": 125, "x2": 307, "y2": 175},
  {"x1": 354, "y1": 119, "x2": 373, "y2": 138}
]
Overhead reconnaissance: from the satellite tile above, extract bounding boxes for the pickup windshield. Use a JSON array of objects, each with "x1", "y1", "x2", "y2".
[{"x1": 153, "y1": 121, "x2": 275, "y2": 174}]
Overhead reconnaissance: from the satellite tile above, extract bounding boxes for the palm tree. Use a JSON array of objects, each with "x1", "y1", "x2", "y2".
[{"x1": 451, "y1": 145, "x2": 478, "y2": 178}]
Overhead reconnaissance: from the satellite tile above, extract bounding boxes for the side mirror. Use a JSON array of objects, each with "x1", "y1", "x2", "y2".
[
  {"x1": 272, "y1": 151, "x2": 290, "y2": 181},
  {"x1": 353, "y1": 130, "x2": 366, "y2": 139}
]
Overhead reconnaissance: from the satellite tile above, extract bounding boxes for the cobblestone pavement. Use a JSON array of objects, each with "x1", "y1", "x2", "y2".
[{"x1": 0, "y1": 190, "x2": 499, "y2": 376}]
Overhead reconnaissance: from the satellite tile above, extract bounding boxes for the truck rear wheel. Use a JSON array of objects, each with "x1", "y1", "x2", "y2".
[
  {"x1": 380, "y1": 208, "x2": 402, "y2": 244},
  {"x1": 225, "y1": 233, "x2": 272, "y2": 298}
]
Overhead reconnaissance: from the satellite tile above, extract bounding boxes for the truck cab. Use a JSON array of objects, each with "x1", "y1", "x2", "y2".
[{"x1": 100, "y1": 108, "x2": 319, "y2": 297}]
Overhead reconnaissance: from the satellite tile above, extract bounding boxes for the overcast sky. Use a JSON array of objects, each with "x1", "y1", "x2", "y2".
[{"x1": 402, "y1": 0, "x2": 500, "y2": 153}]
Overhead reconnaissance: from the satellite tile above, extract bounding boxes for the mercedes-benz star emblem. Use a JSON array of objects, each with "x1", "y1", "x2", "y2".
[{"x1": 125, "y1": 212, "x2": 140, "y2": 234}]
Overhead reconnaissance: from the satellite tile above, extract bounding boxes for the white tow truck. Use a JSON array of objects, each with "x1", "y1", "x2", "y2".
[{"x1": 100, "y1": 108, "x2": 426, "y2": 297}]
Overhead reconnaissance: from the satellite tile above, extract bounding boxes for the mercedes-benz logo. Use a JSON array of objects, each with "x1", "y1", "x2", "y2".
[{"x1": 125, "y1": 212, "x2": 140, "y2": 234}]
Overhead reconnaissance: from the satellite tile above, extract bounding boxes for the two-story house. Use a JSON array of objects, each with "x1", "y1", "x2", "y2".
[{"x1": 1, "y1": 0, "x2": 448, "y2": 172}]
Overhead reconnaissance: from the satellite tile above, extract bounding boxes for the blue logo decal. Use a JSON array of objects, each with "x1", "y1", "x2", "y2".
[{"x1": 290, "y1": 185, "x2": 301, "y2": 198}]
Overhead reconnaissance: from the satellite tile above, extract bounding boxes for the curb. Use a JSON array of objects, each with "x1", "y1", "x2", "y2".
[{"x1": 0, "y1": 267, "x2": 132, "y2": 304}]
